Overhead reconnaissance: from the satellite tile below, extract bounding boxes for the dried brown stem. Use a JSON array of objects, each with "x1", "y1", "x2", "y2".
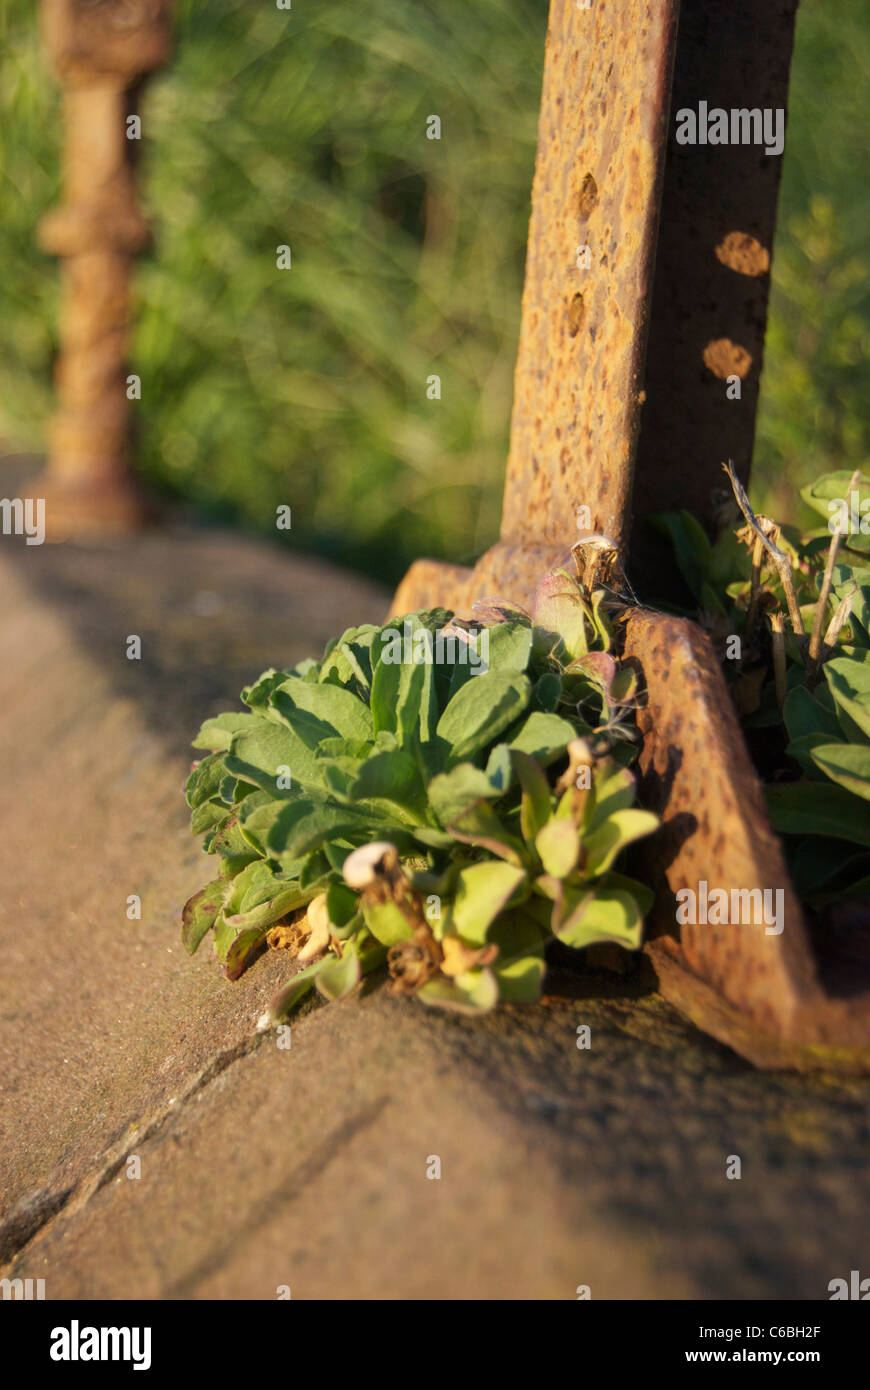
[
  {"x1": 818, "y1": 584, "x2": 857, "y2": 669},
  {"x1": 746, "y1": 533, "x2": 765, "y2": 637},
  {"x1": 723, "y1": 460, "x2": 807, "y2": 656},
  {"x1": 809, "y1": 468, "x2": 860, "y2": 675},
  {"x1": 770, "y1": 612, "x2": 787, "y2": 712}
]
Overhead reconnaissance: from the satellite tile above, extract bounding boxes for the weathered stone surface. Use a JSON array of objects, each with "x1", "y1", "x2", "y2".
[
  {"x1": 2, "y1": 522, "x2": 870, "y2": 1298},
  {"x1": 0, "y1": 520, "x2": 387, "y2": 1238}
]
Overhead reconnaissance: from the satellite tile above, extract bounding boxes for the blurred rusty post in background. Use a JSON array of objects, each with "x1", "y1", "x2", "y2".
[{"x1": 32, "y1": 0, "x2": 173, "y2": 540}]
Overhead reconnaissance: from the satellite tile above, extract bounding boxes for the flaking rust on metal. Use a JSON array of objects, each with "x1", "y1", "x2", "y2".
[
  {"x1": 499, "y1": 0, "x2": 678, "y2": 553},
  {"x1": 623, "y1": 611, "x2": 813, "y2": 1031},
  {"x1": 624, "y1": 610, "x2": 870, "y2": 1070}
]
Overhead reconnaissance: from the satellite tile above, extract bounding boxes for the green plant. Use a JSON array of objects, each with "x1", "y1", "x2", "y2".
[
  {"x1": 655, "y1": 466, "x2": 870, "y2": 911},
  {"x1": 182, "y1": 564, "x2": 659, "y2": 1021}
]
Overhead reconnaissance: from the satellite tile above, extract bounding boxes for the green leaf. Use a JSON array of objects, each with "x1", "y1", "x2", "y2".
[
  {"x1": 326, "y1": 881, "x2": 361, "y2": 928},
  {"x1": 427, "y1": 763, "x2": 499, "y2": 825},
  {"x1": 801, "y1": 472, "x2": 870, "y2": 553},
  {"x1": 213, "y1": 813, "x2": 261, "y2": 860},
  {"x1": 213, "y1": 912, "x2": 267, "y2": 980},
  {"x1": 809, "y1": 872, "x2": 870, "y2": 910},
  {"x1": 268, "y1": 959, "x2": 327, "y2": 1022},
  {"x1": 833, "y1": 565, "x2": 870, "y2": 642},
  {"x1": 532, "y1": 671, "x2": 563, "y2": 711},
  {"x1": 484, "y1": 742, "x2": 514, "y2": 794},
  {"x1": 583, "y1": 809, "x2": 660, "y2": 876},
  {"x1": 418, "y1": 966, "x2": 500, "y2": 1014},
  {"x1": 226, "y1": 721, "x2": 326, "y2": 795},
  {"x1": 191, "y1": 798, "x2": 229, "y2": 835},
  {"x1": 192, "y1": 712, "x2": 260, "y2": 752},
  {"x1": 479, "y1": 620, "x2": 533, "y2": 675},
  {"x1": 370, "y1": 650, "x2": 437, "y2": 750},
  {"x1": 493, "y1": 955, "x2": 545, "y2": 1002},
  {"x1": 825, "y1": 658, "x2": 870, "y2": 739},
  {"x1": 315, "y1": 736, "x2": 374, "y2": 762},
  {"x1": 506, "y1": 711, "x2": 577, "y2": 763},
  {"x1": 532, "y1": 569, "x2": 591, "y2": 661},
  {"x1": 785, "y1": 732, "x2": 833, "y2": 778},
  {"x1": 222, "y1": 860, "x2": 311, "y2": 931},
  {"x1": 783, "y1": 685, "x2": 842, "y2": 742},
  {"x1": 488, "y1": 913, "x2": 547, "y2": 1002},
  {"x1": 535, "y1": 817, "x2": 580, "y2": 877},
  {"x1": 241, "y1": 669, "x2": 288, "y2": 714},
  {"x1": 765, "y1": 782, "x2": 870, "y2": 847},
  {"x1": 315, "y1": 942, "x2": 361, "y2": 1002},
  {"x1": 449, "y1": 861, "x2": 528, "y2": 943},
  {"x1": 181, "y1": 878, "x2": 227, "y2": 954},
  {"x1": 318, "y1": 624, "x2": 380, "y2": 690},
  {"x1": 584, "y1": 760, "x2": 637, "y2": 833},
  {"x1": 299, "y1": 850, "x2": 332, "y2": 892},
  {"x1": 444, "y1": 619, "x2": 532, "y2": 699},
  {"x1": 271, "y1": 675, "x2": 373, "y2": 743},
  {"x1": 362, "y1": 899, "x2": 415, "y2": 946},
  {"x1": 598, "y1": 870, "x2": 655, "y2": 918},
  {"x1": 409, "y1": 825, "x2": 459, "y2": 850},
  {"x1": 436, "y1": 669, "x2": 531, "y2": 766},
  {"x1": 347, "y1": 749, "x2": 427, "y2": 817},
  {"x1": 237, "y1": 793, "x2": 295, "y2": 856},
  {"x1": 447, "y1": 802, "x2": 527, "y2": 864},
  {"x1": 265, "y1": 799, "x2": 415, "y2": 860},
  {"x1": 556, "y1": 886, "x2": 644, "y2": 951},
  {"x1": 512, "y1": 749, "x2": 552, "y2": 842},
  {"x1": 810, "y1": 743, "x2": 870, "y2": 801},
  {"x1": 186, "y1": 753, "x2": 228, "y2": 809}
]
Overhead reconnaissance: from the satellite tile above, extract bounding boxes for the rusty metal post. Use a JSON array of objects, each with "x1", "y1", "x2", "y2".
[
  {"x1": 630, "y1": 0, "x2": 799, "y2": 587},
  {"x1": 32, "y1": 0, "x2": 173, "y2": 540},
  {"x1": 392, "y1": 0, "x2": 870, "y2": 1070}
]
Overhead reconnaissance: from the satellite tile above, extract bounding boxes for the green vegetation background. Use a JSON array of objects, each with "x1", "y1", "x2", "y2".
[{"x1": 1, "y1": 0, "x2": 867, "y2": 584}]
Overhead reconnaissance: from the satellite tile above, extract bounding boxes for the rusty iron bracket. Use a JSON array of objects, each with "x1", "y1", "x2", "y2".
[
  {"x1": 29, "y1": 0, "x2": 174, "y2": 539},
  {"x1": 391, "y1": 0, "x2": 870, "y2": 1070}
]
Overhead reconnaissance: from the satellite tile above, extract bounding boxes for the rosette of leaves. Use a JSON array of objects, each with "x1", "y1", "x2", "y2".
[
  {"x1": 656, "y1": 467, "x2": 870, "y2": 910},
  {"x1": 182, "y1": 566, "x2": 659, "y2": 1019}
]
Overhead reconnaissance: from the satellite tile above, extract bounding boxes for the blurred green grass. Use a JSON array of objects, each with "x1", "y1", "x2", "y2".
[{"x1": 0, "y1": 0, "x2": 867, "y2": 582}]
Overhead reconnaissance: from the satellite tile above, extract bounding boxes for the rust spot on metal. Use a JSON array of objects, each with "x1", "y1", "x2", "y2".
[
  {"x1": 703, "y1": 337, "x2": 753, "y2": 380},
  {"x1": 715, "y1": 231, "x2": 770, "y2": 277},
  {"x1": 567, "y1": 292, "x2": 585, "y2": 337},
  {"x1": 577, "y1": 172, "x2": 598, "y2": 218}
]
